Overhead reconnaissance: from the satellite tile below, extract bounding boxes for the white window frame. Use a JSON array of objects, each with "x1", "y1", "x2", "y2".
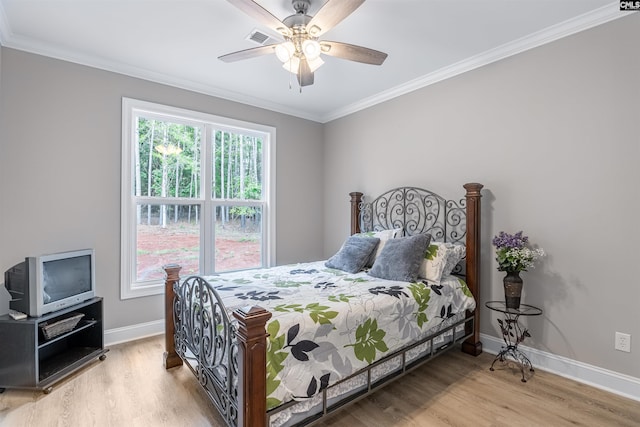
[{"x1": 121, "y1": 98, "x2": 276, "y2": 299}]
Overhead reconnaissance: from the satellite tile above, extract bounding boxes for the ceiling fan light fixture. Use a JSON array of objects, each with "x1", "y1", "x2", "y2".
[
  {"x1": 307, "y1": 56, "x2": 324, "y2": 72},
  {"x1": 282, "y1": 56, "x2": 301, "y2": 74},
  {"x1": 308, "y1": 25, "x2": 321, "y2": 37},
  {"x1": 302, "y1": 39, "x2": 321, "y2": 60},
  {"x1": 275, "y1": 41, "x2": 296, "y2": 62},
  {"x1": 221, "y1": 0, "x2": 388, "y2": 87}
]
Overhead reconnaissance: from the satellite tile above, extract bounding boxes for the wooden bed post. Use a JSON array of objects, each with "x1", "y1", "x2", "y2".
[
  {"x1": 163, "y1": 264, "x2": 183, "y2": 369},
  {"x1": 350, "y1": 192, "x2": 363, "y2": 235},
  {"x1": 233, "y1": 306, "x2": 272, "y2": 427},
  {"x1": 461, "y1": 183, "x2": 483, "y2": 356}
]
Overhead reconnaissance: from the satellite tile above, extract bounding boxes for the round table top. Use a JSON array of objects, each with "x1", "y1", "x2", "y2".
[{"x1": 485, "y1": 301, "x2": 543, "y2": 316}]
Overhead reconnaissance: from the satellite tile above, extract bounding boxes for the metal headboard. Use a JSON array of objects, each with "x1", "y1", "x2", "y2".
[{"x1": 359, "y1": 186, "x2": 467, "y2": 243}]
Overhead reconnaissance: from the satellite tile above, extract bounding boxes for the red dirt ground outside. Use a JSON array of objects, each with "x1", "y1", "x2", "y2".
[{"x1": 136, "y1": 224, "x2": 260, "y2": 281}]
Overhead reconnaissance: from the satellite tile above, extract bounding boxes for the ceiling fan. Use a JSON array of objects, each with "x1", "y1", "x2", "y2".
[{"x1": 219, "y1": 0, "x2": 388, "y2": 87}]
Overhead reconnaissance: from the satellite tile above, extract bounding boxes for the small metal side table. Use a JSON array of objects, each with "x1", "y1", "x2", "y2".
[{"x1": 485, "y1": 301, "x2": 542, "y2": 382}]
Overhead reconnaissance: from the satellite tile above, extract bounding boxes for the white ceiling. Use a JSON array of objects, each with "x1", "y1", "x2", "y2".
[{"x1": 0, "y1": 0, "x2": 624, "y2": 122}]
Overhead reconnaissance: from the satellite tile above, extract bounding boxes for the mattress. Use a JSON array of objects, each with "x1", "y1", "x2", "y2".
[{"x1": 189, "y1": 260, "x2": 476, "y2": 410}]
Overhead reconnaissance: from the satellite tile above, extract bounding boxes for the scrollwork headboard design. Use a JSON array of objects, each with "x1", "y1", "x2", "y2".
[
  {"x1": 350, "y1": 184, "x2": 483, "y2": 280},
  {"x1": 357, "y1": 187, "x2": 466, "y2": 244},
  {"x1": 350, "y1": 183, "x2": 483, "y2": 357}
]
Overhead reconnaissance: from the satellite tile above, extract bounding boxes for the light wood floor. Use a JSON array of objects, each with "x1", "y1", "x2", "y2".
[{"x1": 1, "y1": 335, "x2": 638, "y2": 426}]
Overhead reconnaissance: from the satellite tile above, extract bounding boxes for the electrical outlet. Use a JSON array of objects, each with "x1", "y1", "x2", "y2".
[{"x1": 615, "y1": 332, "x2": 631, "y2": 353}]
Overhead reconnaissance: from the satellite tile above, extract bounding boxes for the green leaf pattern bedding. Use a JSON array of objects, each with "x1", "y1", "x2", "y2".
[{"x1": 200, "y1": 261, "x2": 475, "y2": 409}]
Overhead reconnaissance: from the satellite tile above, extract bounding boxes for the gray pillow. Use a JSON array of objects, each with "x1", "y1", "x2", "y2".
[
  {"x1": 325, "y1": 236, "x2": 380, "y2": 273},
  {"x1": 369, "y1": 233, "x2": 432, "y2": 282}
]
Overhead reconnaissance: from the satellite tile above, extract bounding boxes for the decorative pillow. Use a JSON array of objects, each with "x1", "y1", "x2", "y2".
[
  {"x1": 325, "y1": 235, "x2": 380, "y2": 273},
  {"x1": 443, "y1": 243, "x2": 466, "y2": 276},
  {"x1": 419, "y1": 241, "x2": 465, "y2": 283},
  {"x1": 369, "y1": 233, "x2": 432, "y2": 282},
  {"x1": 354, "y1": 228, "x2": 402, "y2": 267}
]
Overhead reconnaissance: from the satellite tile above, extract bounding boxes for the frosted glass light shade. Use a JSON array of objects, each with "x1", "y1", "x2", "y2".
[
  {"x1": 275, "y1": 42, "x2": 295, "y2": 62},
  {"x1": 302, "y1": 39, "x2": 321, "y2": 60},
  {"x1": 307, "y1": 56, "x2": 324, "y2": 72},
  {"x1": 282, "y1": 56, "x2": 301, "y2": 74}
]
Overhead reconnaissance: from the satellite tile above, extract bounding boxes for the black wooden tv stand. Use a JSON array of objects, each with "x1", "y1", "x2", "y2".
[{"x1": 0, "y1": 297, "x2": 107, "y2": 394}]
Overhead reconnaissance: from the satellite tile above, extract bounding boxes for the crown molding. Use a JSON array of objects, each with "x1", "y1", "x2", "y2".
[
  {"x1": 0, "y1": 2, "x2": 629, "y2": 124},
  {"x1": 321, "y1": 2, "x2": 627, "y2": 123},
  {"x1": 0, "y1": 1, "x2": 315, "y2": 120},
  {"x1": 0, "y1": 0, "x2": 12, "y2": 46},
  {"x1": 0, "y1": 33, "x2": 319, "y2": 122}
]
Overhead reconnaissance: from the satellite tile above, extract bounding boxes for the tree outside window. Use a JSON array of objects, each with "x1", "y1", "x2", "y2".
[{"x1": 121, "y1": 98, "x2": 275, "y2": 299}]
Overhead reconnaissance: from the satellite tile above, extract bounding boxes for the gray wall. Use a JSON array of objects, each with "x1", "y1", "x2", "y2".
[
  {"x1": 323, "y1": 13, "x2": 639, "y2": 378},
  {"x1": 1, "y1": 14, "x2": 638, "y2": 380},
  {"x1": 0, "y1": 48, "x2": 325, "y2": 329}
]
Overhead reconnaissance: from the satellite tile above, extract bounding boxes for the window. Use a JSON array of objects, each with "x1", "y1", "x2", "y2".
[{"x1": 121, "y1": 98, "x2": 275, "y2": 299}]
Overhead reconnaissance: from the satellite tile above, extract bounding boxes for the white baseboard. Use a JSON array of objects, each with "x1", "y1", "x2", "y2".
[
  {"x1": 104, "y1": 319, "x2": 164, "y2": 347},
  {"x1": 481, "y1": 333, "x2": 640, "y2": 402},
  {"x1": 102, "y1": 324, "x2": 640, "y2": 402}
]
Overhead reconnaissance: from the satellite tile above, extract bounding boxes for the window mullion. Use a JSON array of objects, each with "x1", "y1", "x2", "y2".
[
  {"x1": 202, "y1": 124, "x2": 214, "y2": 275},
  {"x1": 122, "y1": 97, "x2": 274, "y2": 299},
  {"x1": 134, "y1": 197, "x2": 204, "y2": 205}
]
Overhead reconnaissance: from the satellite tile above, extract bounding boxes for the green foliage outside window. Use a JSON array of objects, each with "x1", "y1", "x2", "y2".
[{"x1": 135, "y1": 118, "x2": 263, "y2": 226}]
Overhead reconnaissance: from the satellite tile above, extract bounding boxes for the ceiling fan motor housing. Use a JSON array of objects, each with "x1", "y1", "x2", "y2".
[
  {"x1": 292, "y1": 0, "x2": 311, "y2": 15},
  {"x1": 283, "y1": 12, "x2": 312, "y2": 31}
]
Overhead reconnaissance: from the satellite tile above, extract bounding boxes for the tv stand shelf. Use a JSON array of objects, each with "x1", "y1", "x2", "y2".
[
  {"x1": 0, "y1": 297, "x2": 107, "y2": 393},
  {"x1": 39, "y1": 319, "x2": 98, "y2": 348}
]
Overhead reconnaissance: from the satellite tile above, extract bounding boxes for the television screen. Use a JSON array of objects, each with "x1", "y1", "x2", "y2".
[
  {"x1": 4, "y1": 249, "x2": 96, "y2": 317},
  {"x1": 42, "y1": 255, "x2": 92, "y2": 305}
]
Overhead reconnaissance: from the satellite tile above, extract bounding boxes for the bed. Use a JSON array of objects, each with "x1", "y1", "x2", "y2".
[{"x1": 162, "y1": 183, "x2": 483, "y2": 427}]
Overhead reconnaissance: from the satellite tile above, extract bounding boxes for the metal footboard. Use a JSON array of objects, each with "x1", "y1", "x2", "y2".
[
  {"x1": 173, "y1": 274, "x2": 474, "y2": 427},
  {"x1": 174, "y1": 276, "x2": 239, "y2": 427}
]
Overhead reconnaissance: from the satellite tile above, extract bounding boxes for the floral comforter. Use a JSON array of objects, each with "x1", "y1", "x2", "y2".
[{"x1": 200, "y1": 261, "x2": 476, "y2": 409}]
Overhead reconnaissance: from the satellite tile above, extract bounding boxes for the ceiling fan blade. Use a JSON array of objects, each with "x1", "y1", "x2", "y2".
[
  {"x1": 227, "y1": 0, "x2": 291, "y2": 36},
  {"x1": 297, "y1": 57, "x2": 314, "y2": 87},
  {"x1": 306, "y1": 0, "x2": 365, "y2": 37},
  {"x1": 320, "y1": 41, "x2": 387, "y2": 65},
  {"x1": 218, "y1": 44, "x2": 277, "y2": 62}
]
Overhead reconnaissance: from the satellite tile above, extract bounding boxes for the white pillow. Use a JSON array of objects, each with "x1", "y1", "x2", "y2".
[
  {"x1": 418, "y1": 241, "x2": 465, "y2": 283},
  {"x1": 443, "y1": 243, "x2": 465, "y2": 276},
  {"x1": 354, "y1": 228, "x2": 402, "y2": 267}
]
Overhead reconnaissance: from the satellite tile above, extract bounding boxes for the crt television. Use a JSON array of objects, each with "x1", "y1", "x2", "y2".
[{"x1": 4, "y1": 249, "x2": 96, "y2": 317}]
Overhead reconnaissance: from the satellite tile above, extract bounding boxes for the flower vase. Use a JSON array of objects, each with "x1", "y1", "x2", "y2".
[{"x1": 503, "y1": 271, "x2": 523, "y2": 309}]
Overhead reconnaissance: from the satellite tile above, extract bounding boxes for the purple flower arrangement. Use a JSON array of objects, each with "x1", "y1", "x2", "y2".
[{"x1": 492, "y1": 231, "x2": 544, "y2": 273}]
